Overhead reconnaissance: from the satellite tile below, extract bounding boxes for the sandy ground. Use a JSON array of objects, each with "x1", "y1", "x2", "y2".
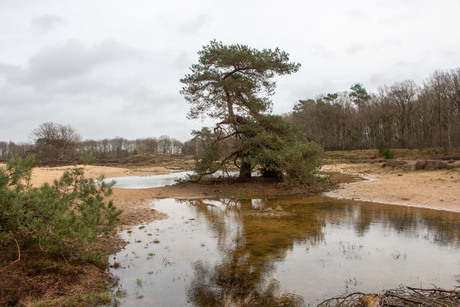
[
  {"x1": 323, "y1": 163, "x2": 460, "y2": 213},
  {"x1": 4, "y1": 161, "x2": 459, "y2": 227},
  {"x1": 26, "y1": 164, "x2": 184, "y2": 226}
]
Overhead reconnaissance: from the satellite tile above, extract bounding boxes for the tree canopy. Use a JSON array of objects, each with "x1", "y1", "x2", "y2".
[
  {"x1": 181, "y1": 40, "x2": 301, "y2": 123},
  {"x1": 181, "y1": 40, "x2": 322, "y2": 184}
]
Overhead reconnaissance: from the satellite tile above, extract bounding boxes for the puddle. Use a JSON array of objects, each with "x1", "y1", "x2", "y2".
[
  {"x1": 110, "y1": 197, "x2": 460, "y2": 306},
  {"x1": 105, "y1": 171, "x2": 192, "y2": 189}
]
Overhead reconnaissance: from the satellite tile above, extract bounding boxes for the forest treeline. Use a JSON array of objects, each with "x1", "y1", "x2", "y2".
[
  {"x1": 286, "y1": 68, "x2": 460, "y2": 150},
  {"x1": 0, "y1": 123, "x2": 184, "y2": 162}
]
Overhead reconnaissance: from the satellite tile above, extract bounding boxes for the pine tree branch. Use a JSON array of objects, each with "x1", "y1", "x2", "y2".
[{"x1": 0, "y1": 233, "x2": 21, "y2": 272}]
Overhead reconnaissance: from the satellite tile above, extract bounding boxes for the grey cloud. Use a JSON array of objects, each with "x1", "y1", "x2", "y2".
[
  {"x1": 17, "y1": 39, "x2": 145, "y2": 87},
  {"x1": 173, "y1": 51, "x2": 194, "y2": 71},
  {"x1": 31, "y1": 15, "x2": 65, "y2": 33},
  {"x1": 346, "y1": 45, "x2": 365, "y2": 55},
  {"x1": 368, "y1": 73, "x2": 390, "y2": 89},
  {"x1": 0, "y1": 62, "x2": 21, "y2": 75},
  {"x1": 1, "y1": 86, "x2": 50, "y2": 107},
  {"x1": 293, "y1": 79, "x2": 340, "y2": 101},
  {"x1": 0, "y1": 62, "x2": 21, "y2": 87}
]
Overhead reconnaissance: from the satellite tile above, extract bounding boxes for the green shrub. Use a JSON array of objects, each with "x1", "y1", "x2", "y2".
[
  {"x1": 377, "y1": 140, "x2": 394, "y2": 159},
  {"x1": 0, "y1": 155, "x2": 121, "y2": 259},
  {"x1": 237, "y1": 115, "x2": 323, "y2": 186},
  {"x1": 88, "y1": 250, "x2": 109, "y2": 269}
]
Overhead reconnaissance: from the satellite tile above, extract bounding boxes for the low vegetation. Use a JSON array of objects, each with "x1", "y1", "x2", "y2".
[
  {"x1": 0, "y1": 155, "x2": 121, "y2": 305},
  {"x1": 323, "y1": 148, "x2": 460, "y2": 163}
]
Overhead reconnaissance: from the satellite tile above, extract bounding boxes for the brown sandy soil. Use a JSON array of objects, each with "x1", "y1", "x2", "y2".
[{"x1": 322, "y1": 162, "x2": 460, "y2": 213}]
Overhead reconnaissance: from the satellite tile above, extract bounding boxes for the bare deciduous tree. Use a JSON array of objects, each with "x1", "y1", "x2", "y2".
[{"x1": 32, "y1": 122, "x2": 81, "y2": 160}]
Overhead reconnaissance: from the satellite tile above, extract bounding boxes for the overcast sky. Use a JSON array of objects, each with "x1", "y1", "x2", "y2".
[{"x1": 1, "y1": 0, "x2": 459, "y2": 143}]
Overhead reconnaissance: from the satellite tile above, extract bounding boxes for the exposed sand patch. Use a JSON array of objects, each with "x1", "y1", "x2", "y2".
[
  {"x1": 25, "y1": 164, "x2": 185, "y2": 226},
  {"x1": 322, "y1": 163, "x2": 460, "y2": 212},
  {"x1": 28, "y1": 164, "x2": 173, "y2": 187}
]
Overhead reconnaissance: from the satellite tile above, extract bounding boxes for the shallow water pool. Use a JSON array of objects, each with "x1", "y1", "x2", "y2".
[
  {"x1": 105, "y1": 171, "x2": 192, "y2": 189},
  {"x1": 110, "y1": 196, "x2": 460, "y2": 306}
]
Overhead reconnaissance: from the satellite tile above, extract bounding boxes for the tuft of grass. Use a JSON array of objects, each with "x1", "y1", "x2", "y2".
[
  {"x1": 99, "y1": 293, "x2": 112, "y2": 303},
  {"x1": 88, "y1": 250, "x2": 108, "y2": 269},
  {"x1": 112, "y1": 261, "x2": 121, "y2": 269},
  {"x1": 116, "y1": 289, "x2": 127, "y2": 298},
  {"x1": 87, "y1": 293, "x2": 98, "y2": 303}
]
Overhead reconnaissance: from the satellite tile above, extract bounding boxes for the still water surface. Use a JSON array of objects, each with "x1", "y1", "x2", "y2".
[
  {"x1": 106, "y1": 172, "x2": 192, "y2": 189},
  {"x1": 110, "y1": 196, "x2": 460, "y2": 306}
]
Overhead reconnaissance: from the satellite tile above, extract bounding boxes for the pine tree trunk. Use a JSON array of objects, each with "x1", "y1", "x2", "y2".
[{"x1": 239, "y1": 157, "x2": 252, "y2": 180}]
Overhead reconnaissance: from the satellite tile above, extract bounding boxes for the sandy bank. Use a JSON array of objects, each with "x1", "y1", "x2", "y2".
[{"x1": 322, "y1": 163, "x2": 460, "y2": 213}]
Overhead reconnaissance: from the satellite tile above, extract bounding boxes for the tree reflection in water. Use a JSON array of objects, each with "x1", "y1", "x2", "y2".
[
  {"x1": 184, "y1": 198, "x2": 314, "y2": 306},
  {"x1": 182, "y1": 197, "x2": 460, "y2": 306},
  {"x1": 109, "y1": 197, "x2": 460, "y2": 306}
]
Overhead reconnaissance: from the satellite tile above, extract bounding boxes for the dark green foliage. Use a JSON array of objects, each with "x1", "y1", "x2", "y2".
[
  {"x1": 350, "y1": 83, "x2": 371, "y2": 107},
  {"x1": 0, "y1": 155, "x2": 121, "y2": 259},
  {"x1": 88, "y1": 250, "x2": 109, "y2": 269},
  {"x1": 193, "y1": 140, "x2": 222, "y2": 177},
  {"x1": 378, "y1": 140, "x2": 394, "y2": 159},
  {"x1": 237, "y1": 115, "x2": 323, "y2": 185},
  {"x1": 180, "y1": 40, "x2": 301, "y2": 121},
  {"x1": 190, "y1": 116, "x2": 323, "y2": 186}
]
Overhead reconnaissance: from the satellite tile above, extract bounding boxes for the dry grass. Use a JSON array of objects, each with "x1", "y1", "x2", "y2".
[
  {"x1": 0, "y1": 245, "x2": 117, "y2": 306},
  {"x1": 323, "y1": 148, "x2": 460, "y2": 163}
]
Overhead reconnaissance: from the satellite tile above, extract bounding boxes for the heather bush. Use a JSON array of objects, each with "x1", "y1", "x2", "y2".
[{"x1": 415, "y1": 160, "x2": 450, "y2": 170}]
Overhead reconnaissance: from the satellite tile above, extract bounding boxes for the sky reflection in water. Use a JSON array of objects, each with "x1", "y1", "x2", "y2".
[
  {"x1": 110, "y1": 196, "x2": 460, "y2": 306},
  {"x1": 105, "y1": 172, "x2": 192, "y2": 189}
]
